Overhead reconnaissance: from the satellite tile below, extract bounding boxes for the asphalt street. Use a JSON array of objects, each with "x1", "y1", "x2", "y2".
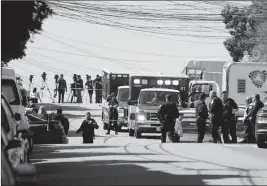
[{"x1": 30, "y1": 103, "x2": 267, "y2": 185}]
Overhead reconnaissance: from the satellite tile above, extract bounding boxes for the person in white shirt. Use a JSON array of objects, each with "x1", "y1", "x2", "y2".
[{"x1": 29, "y1": 87, "x2": 41, "y2": 103}]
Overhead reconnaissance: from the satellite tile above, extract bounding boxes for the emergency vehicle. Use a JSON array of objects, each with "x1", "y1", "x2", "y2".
[
  {"x1": 101, "y1": 70, "x2": 130, "y2": 130},
  {"x1": 127, "y1": 73, "x2": 189, "y2": 138}
]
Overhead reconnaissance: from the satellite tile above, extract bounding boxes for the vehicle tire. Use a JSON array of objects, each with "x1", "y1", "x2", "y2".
[
  {"x1": 257, "y1": 140, "x2": 267, "y2": 148},
  {"x1": 129, "y1": 129, "x2": 135, "y2": 137},
  {"x1": 135, "y1": 129, "x2": 141, "y2": 139}
]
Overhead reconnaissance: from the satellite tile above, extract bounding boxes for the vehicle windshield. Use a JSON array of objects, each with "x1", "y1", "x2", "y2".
[
  {"x1": 1, "y1": 80, "x2": 20, "y2": 105},
  {"x1": 191, "y1": 84, "x2": 214, "y2": 95},
  {"x1": 188, "y1": 92, "x2": 211, "y2": 108},
  {"x1": 118, "y1": 88, "x2": 129, "y2": 101},
  {"x1": 139, "y1": 91, "x2": 179, "y2": 106}
]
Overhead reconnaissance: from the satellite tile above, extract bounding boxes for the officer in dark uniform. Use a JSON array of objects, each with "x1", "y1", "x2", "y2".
[
  {"x1": 106, "y1": 94, "x2": 119, "y2": 135},
  {"x1": 54, "y1": 108, "x2": 69, "y2": 135},
  {"x1": 157, "y1": 94, "x2": 180, "y2": 143},
  {"x1": 209, "y1": 91, "x2": 223, "y2": 143},
  {"x1": 221, "y1": 91, "x2": 238, "y2": 143},
  {"x1": 241, "y1": 97, "x2": 254, "y2": 143},
  {"x1": 107, "y1": 92, "x2": 116, "y2": 102},
  {"x1": 195, "y1": 93, "x2": 209, "y2": 143},
  {"x1": 246, "y1": 94, "x2": 265, "y2": 142},
  {"x1": 76, "y1": 112, "x2": 99, "y2": 143},
  {"x1": 94, "y1": 75, "x2": 102, "y2": 103},
  {"x1": 85, "y1": 75, "x2": 94, "y2": 103},
  {"x1": 57, "y1": 74, "x2": 67, "y2": 103}
]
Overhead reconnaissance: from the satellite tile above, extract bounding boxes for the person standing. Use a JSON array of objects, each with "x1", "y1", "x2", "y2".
[
  {"x1": 245, "y1": 94, "x2": 265, "y2": 142},
  {"x1": 76, "y1": 75, "x2": 84, "y2": 103},
  {"x1": 29, "y1": 87, "x2": 41, "y2": 103},
  {"x1": 106, "y1": 94, "x2": 119, "y2": 135},
  {"x1": 85, "y1": 75, "x2": 94, "y2": 103},
  {"x1": 57, "y1": 74, "x2": 67, "y2": 103},
  {"x1": 195, "y1": 93, "x2": 209, "y2": 143},
  {"x1": 221, "y1": 91, "x2": 239, "y2": 143},
  {"x1": 209, "y1": 91, "x2": 223, "y2": 143},
  {"x1": 241, "y1": 97, "x2": 254, "y2": 143},
  {"x1": 157, "y1": 94, "x2": 180, "y2": 143},
  {"x1": 94, "y1": 75, "x2": 102, "y2": 103},
  {"x1": 55, "y1": 108, "x2": 69, "y2": 135},
  {"x1": 76, "y1": 112, "x2": 99, "y2": 143}
]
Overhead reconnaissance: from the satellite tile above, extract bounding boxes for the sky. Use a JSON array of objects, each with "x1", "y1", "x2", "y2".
[{"x1": 8, "y1": 1, "x2": 251, "y2": 100}]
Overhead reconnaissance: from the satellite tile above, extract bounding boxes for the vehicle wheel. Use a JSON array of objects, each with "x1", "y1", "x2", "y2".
[
  {"x1": 135, "y1": 129, "x2": 141, "y2": 139},
  {"x1": 257, "y1": 140, "x2": 267, "y2": 148},
  {"x1": 103, "y1": 123, "x2": 108, "y2": 130},
  {"x1": 129, "y1": 129, "x2": 135, "y2": 137}
]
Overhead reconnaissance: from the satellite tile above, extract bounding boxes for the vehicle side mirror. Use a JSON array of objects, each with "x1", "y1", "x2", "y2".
[
  {"x1": 5, "y1": 139, "x2": 22, "y2": 151},
  {"x1": 22, "y1": 130, "x2": 34, "y2": 138},
  {"x1": 15, "y1": 164, "x2": 36, "y2": 186},
  {"x1": 15, "y1": 113, "x2": 22, "y2": 121}
]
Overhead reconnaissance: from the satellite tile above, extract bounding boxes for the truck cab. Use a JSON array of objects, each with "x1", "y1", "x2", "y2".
[{"x1": 128, "y1": 88, "x2": 181, "y2": 138}]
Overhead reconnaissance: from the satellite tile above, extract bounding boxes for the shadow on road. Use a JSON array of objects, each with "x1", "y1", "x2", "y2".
[{"x1": 31, "y1": 145, "x2": 256, "y2": 186}]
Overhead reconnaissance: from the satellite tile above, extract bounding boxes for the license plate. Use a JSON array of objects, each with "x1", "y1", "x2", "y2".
[{"x1": 156, "y1": 127, "x2": 161, "y2": 131}]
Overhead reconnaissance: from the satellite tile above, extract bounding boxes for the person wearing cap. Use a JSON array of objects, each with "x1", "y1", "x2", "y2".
[
  {"x1": 195, "y1": 93, "x2": 209, "y2": 143},
  {"x1": 57, "y1": 74, "x2": 67, "y2": 103},
  {"x1": 209, "y1": 90, "x2": 223, "y2": 143},
  {"x1": 85, "y1": 75, "x2": 94, "y2": 103},
  {"x1": 76, "y1": 112, "x2": 99, "y2": 143},
  {"x1": 157, "y1": 94, "x2": 180, "y2": 143},
  {"x1": 221, "y1": 91, "x2": 238, "y2": 143}
]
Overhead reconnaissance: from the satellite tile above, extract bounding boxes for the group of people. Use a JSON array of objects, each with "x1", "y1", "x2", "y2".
[
  {"x1": 156, "y1": 90, "x2": 265, "y2": 144},
  {"x1": 196, "y1": 91, "x2": 264, "y2": 144},
  {"x1": 56, "y1": 74, "x2": 103, "y2": 104}
]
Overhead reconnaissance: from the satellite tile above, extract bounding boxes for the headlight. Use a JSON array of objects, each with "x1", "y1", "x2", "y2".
[
  {"x1": 118, "y1": 108, "x2": 124, "y2": 117},
  {"x1": 137, "y1": 114, "x2": 146, "y2": 121},
  {"x1": 256, "y1": 116, "x2": 267, "y2": 124}
]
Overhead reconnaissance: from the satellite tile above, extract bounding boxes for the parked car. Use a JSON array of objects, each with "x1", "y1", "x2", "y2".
[
  {"x1": 1, "y1": 94, "x2": 33, "y2": 165},
  {"x1": 2, "y1": 133, "x2": 37, "y2": 186},
  {"x1": 2, "y1": 67, "x2": 34, "y2": 152},
  {"x1": 255, "y1": 105, "x2": 267, "y2": 148},
  {"x1": 27, "y1": 113, "x2": 68, "y2": 144}
]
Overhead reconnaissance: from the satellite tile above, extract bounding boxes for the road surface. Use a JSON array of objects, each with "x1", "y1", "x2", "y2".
[{"x1": 30, "y1": 103, "x2": 267, "y2": 185}]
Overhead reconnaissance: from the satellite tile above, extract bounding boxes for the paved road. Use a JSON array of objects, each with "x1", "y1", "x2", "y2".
[{"x1": 31, "y1": 103, "x2": 267, "y2": 185}]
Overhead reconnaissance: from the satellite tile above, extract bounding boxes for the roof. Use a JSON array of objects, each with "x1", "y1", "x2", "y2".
[
  {"x1": 190, "y1": 80, "x2": 219, "y2": 84},
  {"x1": 130, "y1": 73, "x2": 188, "y2": 78},
  {"x1": 182, "y1": 60, "x2": 227, "y2": 73},
  {"x1": 224, "y1": 62, "x2": 267, "y2": 69},
  {"x1": 1, "y1": 67, "x2": 16, "y2": 80},
  {"x1": 140, "y1": 88, "x2": 180, "y2": 93},
  {"x1": 118, "y1": 85, "x2": 129, "y2": 89}
]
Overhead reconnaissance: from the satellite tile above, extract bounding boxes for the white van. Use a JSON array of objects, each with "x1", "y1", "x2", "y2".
[{"x1": 1, "y1": 67, "x2": 33, "y2": 152}]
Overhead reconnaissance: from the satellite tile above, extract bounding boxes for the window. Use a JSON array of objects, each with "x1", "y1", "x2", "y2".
[
  {"x1": 118, "y1": 88, "x2": 129, "y2": 101},
  {"x1": 237, "y1": 79, "x2": 246, "y2": 93},
  {"x1": 1, "y1": 80, "x2": 20, "y2": 105},
  {"x1": 139, "y1": 91, "x2": 179, "y2": 105}
]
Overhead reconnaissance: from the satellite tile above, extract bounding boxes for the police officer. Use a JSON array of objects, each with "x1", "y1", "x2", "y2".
[
  {"x1": 76, "y1": 112, "x2": 99, "y2": 143},
  {"x1": 76, "y1": 75, "x2": 84, "y2": 103},
  {"x1": 221, "y1": 91, "x2": 238, "y2": 143},
  {"x1": 246, "y1": 94, "x2": 265, "y2": 142},
  {"x1": 106, "y1": 94, "x2": 119, "y2": 135},
  {"x1": 209, "y1": 91, "x2": 223, "y2": 143},
  {"x1": 107, "y1": 92, "x2": 116, "y2": 102},
  {"x1": 195, "y1": 93, "x2": 209, "y2": 143},
  {"x1": 157, "y1": 94, "x2": 179, "y2": 143},
  {"x1": 57, "y1": 74, "x2": 67, "y2": 103},
  {"x1": 85, "y1": 75, "x2": 94, "y2": 104}
]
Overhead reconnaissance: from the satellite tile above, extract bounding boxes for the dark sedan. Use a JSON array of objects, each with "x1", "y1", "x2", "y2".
[{"x1": 255, "y1": 105, "x2": 267, "y2": 148}]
